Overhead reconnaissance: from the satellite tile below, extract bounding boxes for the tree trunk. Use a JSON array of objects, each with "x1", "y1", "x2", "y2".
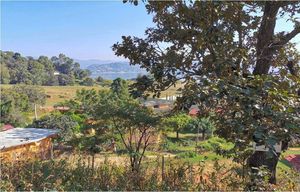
[
  {"x1": 202, "y1": 130, "x2": 205, "y2": 140},
  {"x1": 250, "y1": 2, "x2": 281, "y2": 184},
  {"x1": 253, "y1": 2, "x2": 280, "y2": 75},
  {"x1": 248, "y1": 151, "x2": 279, "y2": 184},
  {"x1": 176, "y1": 131, "x2": 179, "y2": 139}
]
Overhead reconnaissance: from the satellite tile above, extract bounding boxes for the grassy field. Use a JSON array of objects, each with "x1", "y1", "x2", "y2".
[
  {"x1": 41, "y1": 85, "x2": 106, "y2": 106},
  {"x1": 1, "y1": 84, "x2": 107, "y2": 106},
  {"x1": 2, "y1": 82, "x2": 183, "y2": 107}
]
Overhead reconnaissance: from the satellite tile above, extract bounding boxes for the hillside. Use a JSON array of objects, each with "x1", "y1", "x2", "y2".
[{"x1": 86, "y1": 62, "x2": 147, "y2": 80}]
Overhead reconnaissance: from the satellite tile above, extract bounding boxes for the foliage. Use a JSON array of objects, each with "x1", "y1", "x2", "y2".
[
  {"x1": 113, "y1": 1, "x2": 300, "y2": 183},
  {"x1": 130, "y1": 74, "x2": 154, "y2": 98},
  {"x1": 30, "y1": 112, "x2": 80, "y2": 141},
  {"x1": 110, "y1": 77, "x2": 129, "y2": 98},
  {"x1": 94, "y1": 92, "x2": 160, "y2": 171},
  {"x1": 12, "y1": 84, "x2": 46, "y2": 106},
  {"x1": 162, "y1": 113, "x2": 192, "y2": 139},
  {"x1": 0, "y1": 51, "x2": 91, "y2": 86},
  {"x1": 188, "y1": 117, "x2": 216, "y2": 139},
  {"x1": 198, "y1": 137, "x2": 233, "y2": 152},
  {"x1": 176, "y1": 151, "x2": 198, "y2": 159},
  {"x1": 95, "y1": 76, "x2": 104, "y2": 83},
  {"x1": 80, "y1": 77, "x2": 95, "y2": 86},
  {"x1": 0, "y1": 85, "x2": 46, "y2": 126},
  {"x1": 1, "y1": 157, "x2": 299, "y2": 191}
]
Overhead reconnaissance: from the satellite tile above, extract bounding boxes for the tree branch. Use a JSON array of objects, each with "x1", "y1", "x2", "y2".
[{"x1": 273, "y1": 25, "x2": 300, "y2": 48}]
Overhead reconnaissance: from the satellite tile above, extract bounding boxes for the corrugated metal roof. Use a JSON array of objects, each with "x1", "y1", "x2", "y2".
[{"x1": 0, "y1": 128, "x2": 58, "y2": 150}]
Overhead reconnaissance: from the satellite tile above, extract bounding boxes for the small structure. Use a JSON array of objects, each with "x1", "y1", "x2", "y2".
[
  {"x1": 141, "y1": 98, "x2": 173, "y2": 113},
  {"x1": 0, "y1": 128, "x2": 58, "y2": 162},
  {"x1": 54, "y1": 106, "x2": 70, "y2": 112},
  {"x1": 189, "y1": 105, "x2": 200, "y2": 117},
  {"x1": 53, "y1": 71, "x2": 60, "y2": 76},
  {"x1": 1, "y1": 124, "x2": 14, "y2": 131}
]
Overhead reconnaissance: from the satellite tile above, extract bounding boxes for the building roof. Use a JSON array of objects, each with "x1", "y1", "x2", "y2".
[
  {"x1": 189, "y1": 108, "x2": 199, "y2": 116},
  {"x1": 1, "y1": 124, "x2": 14, "y2": 131},
  {"x1": 0, "y1": 128, "x2": 58, "y2": 150}
]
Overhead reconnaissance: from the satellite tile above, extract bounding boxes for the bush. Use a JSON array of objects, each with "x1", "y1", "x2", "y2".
[
  {"x1": 30, "y1": 112, "x2": 80, "y2": 141},
  {"x1": 176, "y1": 151, "x2": 198, "y2": 159},
  {"x1": 197, "y1": 137, "x2": 233, "y2": 152},
  {"x1": 80, "y1": 77, "x2": 95, "y2": 86}
]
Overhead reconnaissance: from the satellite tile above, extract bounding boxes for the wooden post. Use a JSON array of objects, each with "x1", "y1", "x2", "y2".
[
  {"x1": 50, "y1": 141, "x2": 54, "y2": 159},
  {"x1": 31, "y1": 163, "x2": 34, "y2": 183},
  {"x1": 92, "y1": 154, "x2": 95, "y2": 175},
  {"x1": 161, "y1": 155, "x2": 165, "y2": 183},
  {"x1": 34, "y1": 103, "x2": 38, "y2": 120}
]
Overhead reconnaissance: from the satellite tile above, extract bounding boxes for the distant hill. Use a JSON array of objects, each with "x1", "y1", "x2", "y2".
[
  {"x1": 74, "y1": 59, "x2": 116, "y2": 69},
  {"x1": 86, "y1": 62, "x2": 147, "y2": 80}
]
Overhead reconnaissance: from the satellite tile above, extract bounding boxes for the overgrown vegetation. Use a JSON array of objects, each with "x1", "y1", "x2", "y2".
[{"x1": 1, "y1": 157, "x2": 299, "y2": 191}]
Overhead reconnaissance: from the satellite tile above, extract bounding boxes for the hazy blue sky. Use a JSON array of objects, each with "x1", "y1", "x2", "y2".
[{"x1": 1, "y1": 1, "x2": 299, "y2": 60}]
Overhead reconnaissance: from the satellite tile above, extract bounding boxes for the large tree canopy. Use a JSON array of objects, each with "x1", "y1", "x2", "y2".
[
  {"x1": 0, "y1": 51, "x2": 91, "y2": 86},
  {"x1": 113, "y1": 1, "x2": 300, "y2": 184}
]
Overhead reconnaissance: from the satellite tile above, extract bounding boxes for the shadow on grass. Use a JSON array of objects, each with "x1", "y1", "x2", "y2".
[
  {"x1": 280, "y1": 159, "x2": 292, "y2": 168},
  {"x1": 166, "y1": 135, "x2": 204, "y2": 143}
]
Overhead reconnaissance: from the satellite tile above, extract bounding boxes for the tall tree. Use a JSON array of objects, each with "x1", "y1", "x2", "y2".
[
  {"x1": 94, "y1": 92, "x2": 159, "y2": 172},
  {"x1": 0, "y1": 64, "x2": 10, "y2": 84},
  {"x1": 162, "y1": 113, "x2": 191, "y2": 139},
  {"x1": 13, "y1": 85, "x2": 46, "y2": 119},
  {"x1": 37, "y1": 56, "x2": 58, "y2": 85},
  {"x1": 113, "y1": 1, "x2": 300, "y2": 184},
  {"x1": 111, "y1": 78, "x2": 129, "y2": 98}
]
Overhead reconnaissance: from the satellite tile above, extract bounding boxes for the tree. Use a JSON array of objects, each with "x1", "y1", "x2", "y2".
[
  {"x1": 37, "y1": 56, "x2": 58, "y2": 85},
  {"x1": 80, "y1": 77, "x2": 95, "y2": 86},
  {"x1": 31, "y1": 112, "x2": 79, "y2": 142},
  {"x1": 27, "y1": 59, "x2": 46, "y2": 85},
  {"x1": 74, "y1": 88, "x2": 100, "y2": 114},
  {"x1": 94, "y1": 91, "x2": 159, "y2": 172},
  {"x1": 0, "y1": 87, "x2": 29, "y2": 126},
  {"x1": 95, "y1": 76, "x2": 105, "y2": 83},
  {"x1": 110, "y1": 78, "x2": 129, "y2": 98},
  {"x1": 13, "y1": 85, "x2": 46, "y2": 119},
  {"x1": 58, "y1": 74, "x2": 75, "y2": 86},
  {"x1": 113, "y1": 1, "x2": 300, "y2": 184},
  {"x1": 188, "y1": 117, "x2": 215, "y2": 140},
  {"x1": 130, "y1": 74, "x2": 154, "y2": 98},
  {"x1": 1, "y1": 51, "x2": 88, "y2": 86},
  {"x1": 0, "y1": 64, "x2": 10, "y2": 84},
  {"x1": 162, "y1": 113, "x2": 191, "y2": 139},
  {"x1": 9, "y1": 59, "x2": 31, "y2": 84}
]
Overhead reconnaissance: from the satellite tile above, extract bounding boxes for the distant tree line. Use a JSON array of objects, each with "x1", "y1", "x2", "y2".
[{"x1": 0, "y1": 51, "x2": 92, "y2": 86}]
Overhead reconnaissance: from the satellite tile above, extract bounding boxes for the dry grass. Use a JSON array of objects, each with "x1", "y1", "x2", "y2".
[
  {"x1": 1, "y1": 85, "x2": 106, "y2": 106},
  {"x1": 42, "y1": 85, "x2": 106, "y2": 106}
]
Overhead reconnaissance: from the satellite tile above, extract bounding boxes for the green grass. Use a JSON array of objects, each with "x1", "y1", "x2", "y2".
[{"x1": 277, "y1": 147, "x2": 300, "y2": 172}]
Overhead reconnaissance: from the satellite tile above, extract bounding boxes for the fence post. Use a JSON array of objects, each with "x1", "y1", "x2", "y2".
[
  {"x1": 50, "y1": 141, "x2": 54, "y2": 159},
  {"x1": 162, "y1": 155, "x2": 165, "y2": 183}
]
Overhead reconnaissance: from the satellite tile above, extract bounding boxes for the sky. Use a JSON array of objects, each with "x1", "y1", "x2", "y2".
[
  {"x1": 1, "y1": 1, "x2": 300, "y2": 61},
  {"x1": 1, "y1": 1, "x2": 154, "y2": 61}
]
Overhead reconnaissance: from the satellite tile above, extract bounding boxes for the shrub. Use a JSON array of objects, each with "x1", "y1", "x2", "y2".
[
  {"x1": 197, "y1": 137, "x2": 233, "y2": 152},
  {"x1": 176, "y1": 151, "x2": 198, "y2": 159},
  {"x1": 30, "y1": 112, "x2": 79, "y2": 141}
]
